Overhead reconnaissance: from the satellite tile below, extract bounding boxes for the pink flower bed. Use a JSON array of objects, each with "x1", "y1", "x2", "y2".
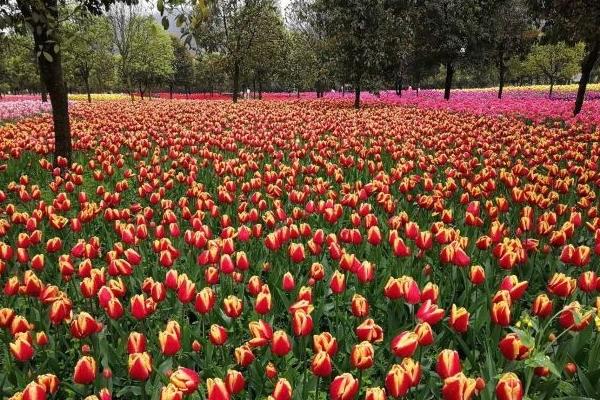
[{"x1": 0, "y1": 100, "x2": 52, "y2": 122}]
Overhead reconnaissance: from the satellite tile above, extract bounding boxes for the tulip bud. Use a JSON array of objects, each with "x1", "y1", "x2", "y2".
[
  {"x1": 73, "y1": 356, "x2": 97, "y2": 385},
  {"x1": 225, "y1": 369, "x2": 245, "y2": 394},
  {"x1": 271, "y1": 330, "x2": 292, "y2": 356},
  {"x1": 436, "y1": 349, "x2": 461, "y2": 379},
  {"x1": 495, "y1": 373, "x2": 523, "y2": 400},
  {"x1": 206, "y1": 378, "x2": 230, "y2": 400},
  {"x1": 330, "y1": 373, "x2": 359, "y2": 400},
  {"x1": 272, "y1": 378, "x2": 292, "y2": 400},
  {"x1": 128, "y1": 352, "x2": 152, "y2": 381}
]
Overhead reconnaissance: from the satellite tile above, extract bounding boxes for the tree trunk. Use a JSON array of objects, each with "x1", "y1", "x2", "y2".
[
  {"x1": 232, "y1": 60, "x2": 240, "y2": 103},
  {"x1": 169, "y1": 84, "x2": 173, "y2": 99},
  {"x1": 85, "y1": 74, "x2": 91, "y2": 103},
  {"x1": 297, "y1": 90, "x2": 300, "y2": 98},
  {"x1": 252, "y1": 77, "x2": 256, "y2": 99},
  {"x1": 354, "y1": 84, "x2": 360, "y2": 109},
  {"x1": 39, "y1": 74, "x2": 49, "y2": 102},
  {"x1": 30, "y1": 7, "x2": 71, "y2": 165},
  {"x1": 498, "y1": 55, "x2": 505, "y2": 99},
  {"x1": 444, "y1": 62, "x2": 454, "y2": 100},
  {"x1": 258, "y1": 80, "x2": 262, "y2": 100},
  {"x1": 549, "y1": 78, "x2": 554, "y2": 98},
  {"x1": 574, "y1": 41, "x2": 600, "y2": 115}
]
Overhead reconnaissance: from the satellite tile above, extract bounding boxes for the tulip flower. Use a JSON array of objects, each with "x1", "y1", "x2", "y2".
[
  {"x1": 209, "y1": 324, "x2": 228, "y2": 346},
  {"x1": 272, "y1": 378, "x2": 292, "y2": 400},
  {"x1": 225, "y1": 369, "x2": 245, "y2": 394},
  {"x1": 351, "y1": 341, "x2": 375, "y2": 369},
  {"x1": 390, "y1": 331, "x2": 419, "y2": 358},
  {"x1": 449, "y1": 304, "x2": 469, "y2": 333},
  {"x1": 206, "y1": 378, "x2": 230, "y2": 400},
  {"x1": 313, "y1": 332, "x2": 338, "y2": 356},
  {"x1": 495, "y1": 373, "x2": 523, "y2": 400},
  {"x1": 330, "y1": 373, "x2": 359, "y2": 400},
  {"x1": 271, "y1": 330, "x2": 292, "y2": 356},
  {"x1": 384, "y1": 365, "x2": 410, "y2": 398},
  {"x1": 73, "y1": 356, "x2": 97, "y2": 384},
  {"x1": 441, "y1": 373, "x2": 478, "y2": 400},
  {"x1": 169, "y1": 367, "x2": 200, "y2": 394},
  {"x1": 128, "y1": 352, "x2": 152, "y2": 381},
  {"x1": 436, "y1": 349, "x2": 461, "y2": 379},
  {"x1": 498, "y1": 333, "x2": 531, "y2": 361},
  {"x1": 160, "y1": 384, "x2": 184, "y2": 400}
]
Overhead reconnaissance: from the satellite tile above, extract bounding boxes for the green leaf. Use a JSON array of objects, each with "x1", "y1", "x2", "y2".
[
  {"x1": 525, "y1": 353, "x2": 561, "y2": 377},
  {"x1": 42, "y1": 51, "x2": 53, "y2": 62}
]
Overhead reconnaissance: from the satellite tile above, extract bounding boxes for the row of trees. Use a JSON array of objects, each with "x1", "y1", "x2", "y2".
[{"x1": 1, "y1": 0, "x2": 599, "y2": 163}]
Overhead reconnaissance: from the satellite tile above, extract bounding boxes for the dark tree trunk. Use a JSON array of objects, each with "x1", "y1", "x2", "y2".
[
  {"x1": 258, "y1": 80, "x2": 262, "y2": 100},
  {"x1": 40, "y1": 75, "x2": 48, "y2": 102},
  {"x1": 354, "y1": 84, "x2": 360, "y2": 109},
  {"x1": 252, "y1": 77, "x2": 256, "y2": 99},
  {"x1": 232, "y1": 60, "x2": 240, "y2": 103},
  {"x1": 28, "y1": 2, "x2": 71, "y2": 165},
  {"x1": 549, "y1": 78, "x2": 554, "y2": 98},
  {"x1": 395, "y1": 75, "x2": 403, "y2": 96},
  {"x1": 498, "y1": 54, "x2": 505, "y2": 99},
  {"x1": 444, "y1": 62, "x2": 454, "y2": 100},
  {"x1": 574, "y1": 41, "x2": 600, "y2": 115},
  {"x1": 169, "y1": 84, "x2": 173, "y2": 99},
  {"x1": 85, "y1": 74, "x2": 91, "y2": 103}
]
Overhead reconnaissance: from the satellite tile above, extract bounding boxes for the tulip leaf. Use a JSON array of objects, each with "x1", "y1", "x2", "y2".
[
  {"x1": 576, "y1": 368, "x2": 597, "y2": 398},
  {"x1": 525, "y1": 353, "x2": 561, "y2": 377}
]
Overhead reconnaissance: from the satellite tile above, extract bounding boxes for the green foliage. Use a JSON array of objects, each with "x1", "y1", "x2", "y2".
[
  {"x1": 128, "y1": 18, "x2": 175, "y2": 94},
  {"x1": 194, "y1": 52, "x2": 228, "y2": 92},
  {"x1": 169, "y1": 36, "x2": 195, "y2": 91},
  {"x1": 523, "y1": 42, "x2": 585, "y2": 93},
  {"x1": 61, "y1": 13, "x2": 115, "y2": 96},
  {"x1": 0, "y1": 34, "x2": 39, "y2": 93}
]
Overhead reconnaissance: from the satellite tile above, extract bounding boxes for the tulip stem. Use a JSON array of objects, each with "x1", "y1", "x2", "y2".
[
  {"x1": 314, "y1": 376, "x2": 320, "y2": 400},
  {"x1": 357, "y1": 369, "x2": 363, "y2": 398},
  {"x1": 140, "y1": 380, "x2": 147, "y2": 400}
]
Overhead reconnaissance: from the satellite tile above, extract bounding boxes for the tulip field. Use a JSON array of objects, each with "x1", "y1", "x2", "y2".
[{"x1": 1, "y1": 96, "x2": 600, "y2": 400}]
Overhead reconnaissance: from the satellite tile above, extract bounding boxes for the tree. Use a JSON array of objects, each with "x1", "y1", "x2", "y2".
[
  {"x1": 0, "y1": 0, "x2": 142, "y2": 164},
  {"x1": 0, "y1": 33, "x2": 39, "y2": 95},
  {"x1": 168, "y1": 35, "x2": 195, "y2": 98},
  {"x1": 283, "y1": 30, "x2": 319, "y2": 96},
  {"x1": 245, "y1": 3, "x2": 287, "y2": 99},
  {"x1": 195, "y1": 52, "x2": 228, "y2": 94},
  {"x1": 484, "y1": 0, "x2": 535, "y2": 98},
  {"x1": 109, "y1": 3, "x2": 145, "y2": 100},
  {"x1": 552, "y1": 0, "x2": 600, "y2": 114},
  {"x1": 182, "y1": 0, "x2": 273, "y2": 102},
  {"x1": 62, "y1": 13, "x2": 114, "y2": 103},
  {"x1": 311, "y1": 0, "x2": 387, "y2": 108},
  {"x1": 420, "y1": 0, "x2": 484, "y2": 100},
  {"x1": 128, "y1": 18, "x2": 174, "y2": 99},
  {"x1": 524, "y1": 42, "x2": 584, "y2": 97},
  {"x1": 286, "y1": 0, "x2": 331, "y2": 97}
]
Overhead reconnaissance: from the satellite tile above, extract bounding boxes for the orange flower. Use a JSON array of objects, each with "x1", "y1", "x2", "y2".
[
  {"x1": 128, "y1": 352, "x2": 152, "y2": 381},
  {"x1": 207, "y1": 378, "x2": 230, "y2": 400},
  {"x1": 330, "y1": 373, "x2": 359, "y2": 400},
  {"x1": 73, "y1": 356, "x2": 97, "y2": 384},
  {"x1": 442, "y1": 373, "x2": 478, "y2": 400},
  {"x1": 384, "y1": 365, "x2": 410, "y2": 398},
  {"x1": 351, "y1": 341, "x2": 374, "y2": 369},
  {"x1": 436, "y1": 349, "x2": 461, "y2": 379},
  {"x1": 495, "y1": 373, "x2": 523, "y2": 400}
]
